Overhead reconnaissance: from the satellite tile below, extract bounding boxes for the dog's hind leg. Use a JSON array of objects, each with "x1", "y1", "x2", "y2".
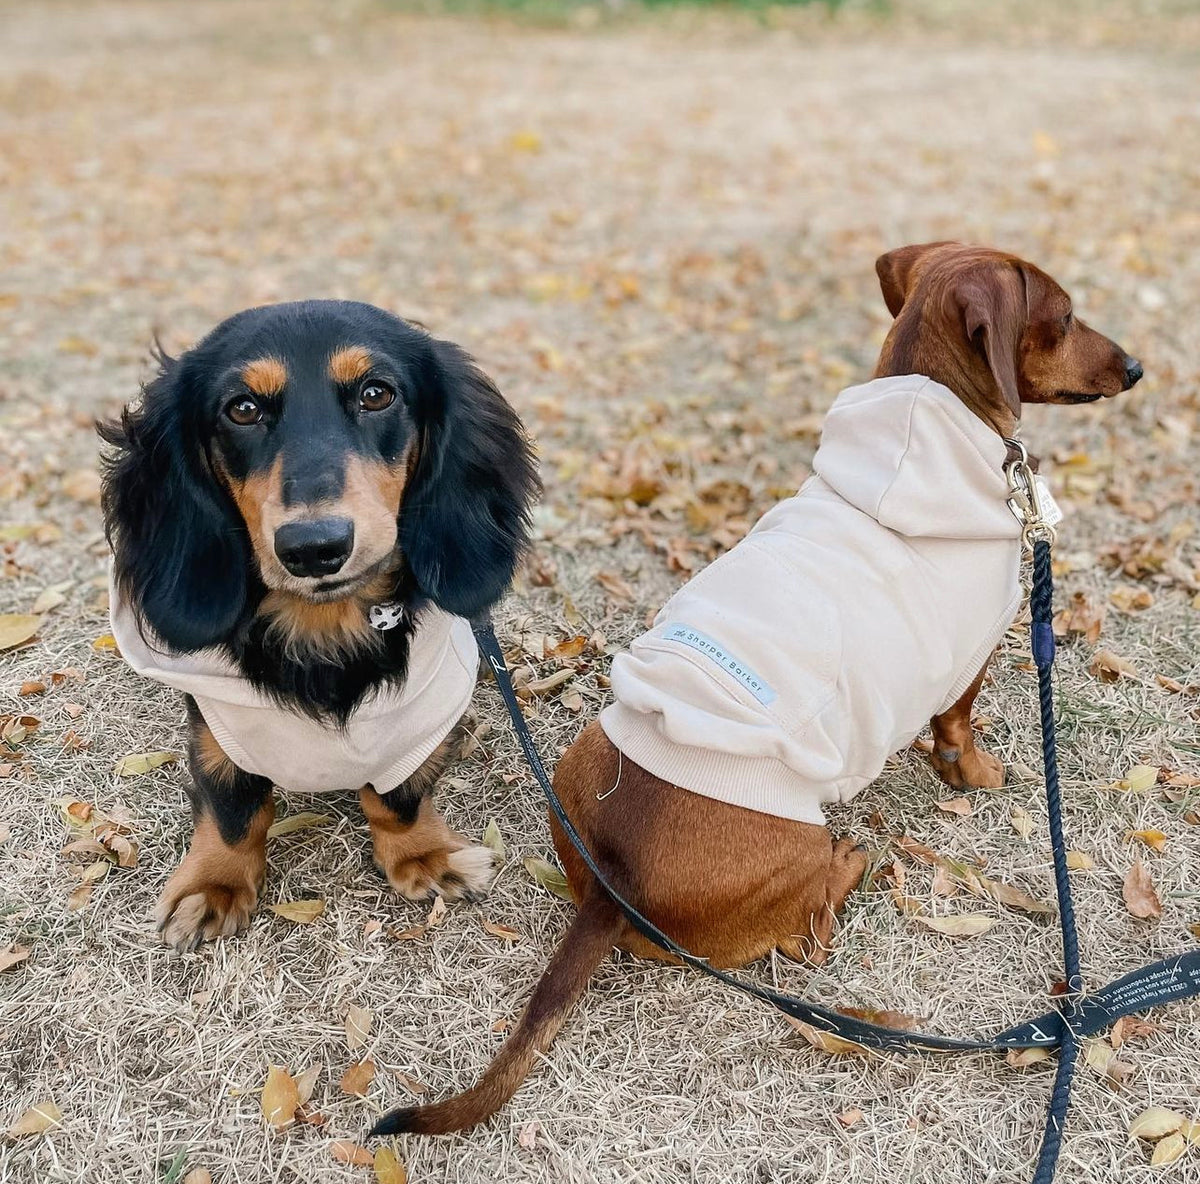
[
  {"x1": 928, "y1": 658, "x2": 1005, "y2": 789},
  {"x1": 778, "y1": 836, "x2": 867, "y2": 966}
]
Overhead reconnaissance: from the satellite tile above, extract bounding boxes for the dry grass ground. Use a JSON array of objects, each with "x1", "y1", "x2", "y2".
[{"x1": 2, "y1": 1, "x2": 1199, "y2": 1181}]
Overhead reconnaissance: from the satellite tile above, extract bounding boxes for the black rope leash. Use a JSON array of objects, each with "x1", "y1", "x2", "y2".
[{"x1": 470, "y1": 447, "x2": 1200, "y2": 1182}]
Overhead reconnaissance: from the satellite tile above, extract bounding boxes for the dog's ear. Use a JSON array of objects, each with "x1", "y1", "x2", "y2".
[
  {"x1": 875, "y1": 242, "x2": 953, "y2": 317},
  {"x1": 399, "y1": 339, "x2": 540, "y2": 619},
  {"x1": 954, "y1": 262, "x2": 1027, "y2": 422},
  {"x1": 99, "y1": 350, "x2": 248, "y2": 651}
]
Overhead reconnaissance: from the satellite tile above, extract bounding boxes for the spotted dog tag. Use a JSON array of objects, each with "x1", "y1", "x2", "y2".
[{"x1": 368, "y1": 602, "x2": 405, "y2": 632}]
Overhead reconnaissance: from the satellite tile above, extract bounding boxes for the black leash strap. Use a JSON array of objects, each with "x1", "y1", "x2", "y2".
[{"x1": 470, "y1": 454, "x2": 1200, "y2": 1179}]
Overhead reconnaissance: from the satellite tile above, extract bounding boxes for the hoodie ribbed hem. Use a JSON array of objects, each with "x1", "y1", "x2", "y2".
[{"x1": 600, "y1": 702, "x2": 832, "y2": 825}]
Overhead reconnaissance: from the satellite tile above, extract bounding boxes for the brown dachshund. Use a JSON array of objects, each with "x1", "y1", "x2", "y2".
[{"x1": 373, "y1": 243, "x2": 1143, "y2": 1137}]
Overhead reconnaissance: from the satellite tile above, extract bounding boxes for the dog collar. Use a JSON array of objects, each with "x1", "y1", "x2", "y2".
[{"x1": 368, "y1": 602, "x2": 406, "y2": 632}]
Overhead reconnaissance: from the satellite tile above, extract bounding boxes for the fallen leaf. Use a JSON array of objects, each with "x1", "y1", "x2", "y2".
[
  {"x1": 345, "y1": 1004, "x2": 373, "y2": 1051},
  {"x1": 91, "y1": 633, "x2": 118, "y2": 652},
  {"x1": 1129, "y1": 1107, "x2": 1185, "y2": 1140},
  {"x1": 930, "y1": 865, "x2": 958, "y2": 897},
  {"x1": 594, "y1": 570, "x2": 635, "y2": 602},
  {"x1": 395, "y1": 1072, "x2": 428, "y2": 1095},
  {"x1": 544, "y1": 635, "x2": 587, "y2": 660},
  {"x1": 1083, "y1": 1037, "x2": 1131, "y2": 1084},
  {"x1": 1112, "y1": 764, "x2": 1160, "y2": 793},
  {"x1": 481, "y1": 818, "x2": 506, "y2": 857},
  {"x1": 1007, "y1": 1047, "x2": 1053, "y2": 1068},
  {"x1": 182, "y1": 1171, "x2": 213, "y2": 1184},
  {"x1": 330, "y1": 1140, "x2": 374, "y2": 1166},
  {"x1": 912, "y1": 915, "x2": 995, "y2": 938},
  {"x1": 31, "y1": 582, "x2": 72, "y2": 614},
  {"x1": 0, "y1": 944, "x2": 31, "y2": 973},
  {"x1": 18, "y1": 681, "x2": 46, "y2": 697},
  {"x1": 387, "y1": 923, "x2": 426, "y2": 941},
  {"x1": 1123, "y1": 860, "x2": 1163, "y2": 919},
  {"x1": 1110, "y1": 586, "x2": 1154, "y2": 612},
  {"x1": 1110, "y1": 1016, "x2": 1158, "y2": 1048},
  {"x1": 261, "y1": 1066, "x2": 300, "y2": 1130},
  {"x1": 1011, "y1": 808, "x2": 1034, "y2": 839},
  {"x1": 936, "y1": 797, "x2": 972, "y2": 817},
  {"x1": 339, "y1": 1059, "x2": 375, "y2": 1096},
  {"x1": 426, "y1": 895, "x2": 448, "y2": 927},
  {"x1": 65, "y1": 882, "x2": 94, "y2": 911},
  {"x1": 1150, "y1": 1132, "x2": 1187, "y2": 1166},
  {"x1": 0, "y1": 614, "x2": 41, "y2": 652},
  {"x1": 61, "y1": 469, "x2": 101, "y2": 503},
  {"x1": 1090, "y1": 649, "x2": 1139, "y2": 683},
  {"x1": 267, "y1": 811, "x2": 334, "y2": 838},
  {"x1": 268, "y1": 899, "x2": 326, "y2": 924},
  {"x1": 524, "y1": 668, "x2": 575, "y2": 696},
  {"x1": 524, "y1": 856, "x2": 573, "y2": 900},
  {"x1": 113, "y1": 750, "x2": 178, "y2": 777},
  {"x1": 1066, "y1": 851, "x2": 1095, "y2": 871},
  {"x1": 5, "y1": 1099, "x2": 62, "y2": 1137},
  {"x1": 836, "y1": 1108, "x2": 864, "y2": 1128},
  {"x1": 482, "y1": 919, "x2": 522, "y2": 942},
  {"x1": 374, "y1": 1146, "x2": 407, "y2": 1184},
  {"x1": 1052, "y1": 593, "x2": 1104, "y2": 645},
  {"x1": 518, "y1": 1119, "x2": 540, "y2": 1149},
  {"x1": 294, "y1": 1065, "x2": 320, "y2": 1105},
  {"x1": 1126, "y1": 829, "x2": 1168, "y2": 853},
  {"x1": 786, "y1": 1017, "x2": 871, "y2": 1056}
]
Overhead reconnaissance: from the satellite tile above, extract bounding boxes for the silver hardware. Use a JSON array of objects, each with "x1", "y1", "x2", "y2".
[{"x1": 1003, "y1": 437, "x2": 1057, "y2": 552}]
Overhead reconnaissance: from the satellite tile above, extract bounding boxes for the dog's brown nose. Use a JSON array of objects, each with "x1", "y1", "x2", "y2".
[
  {"x1": 1123, "y1": 357, "x2": 1144, "y2": 389},
  {"x1": 274, "y1": 517, "x2": 354, "y2": 577}
]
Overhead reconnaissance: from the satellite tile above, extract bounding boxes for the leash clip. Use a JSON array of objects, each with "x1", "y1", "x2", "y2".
[{"x1": 1003, "y1": 437, "x2": 1057, "y2": 552}]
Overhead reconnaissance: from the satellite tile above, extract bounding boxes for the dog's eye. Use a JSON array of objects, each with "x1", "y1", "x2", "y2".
[
  {"x1": 226, "y1": 396, "x2": 263, "y2": 426},
  {"x1": 359, "y1": 382, "x2": 395, "y2": 413}
]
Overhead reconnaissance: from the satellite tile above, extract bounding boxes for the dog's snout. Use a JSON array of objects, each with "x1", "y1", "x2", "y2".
[
  {"x1": 274, "y1": 517, "x2": 355, "y2": 578},
  {"x1": 1122, "y1": 356, "x2": 1144, "y2": 389}
]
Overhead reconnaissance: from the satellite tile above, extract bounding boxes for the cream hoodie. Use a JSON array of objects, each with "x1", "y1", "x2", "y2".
[
  {"x1": 110, "y1": 591, "x2": 478, "y2": 794},
  {"x1": 600, "y1": 374, "x2": 1024, "y2": 824}
]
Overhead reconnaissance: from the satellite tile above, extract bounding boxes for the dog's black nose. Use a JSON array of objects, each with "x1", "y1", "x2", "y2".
[
  {"x1": 274, "y1": 517, "x2": 355, "y2": 577},
  {"x1": 1123, "y1": 356, "x2": 1144, "y2": 389}
]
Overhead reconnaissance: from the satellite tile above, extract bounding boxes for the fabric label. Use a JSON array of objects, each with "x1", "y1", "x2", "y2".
[{"x1": 662, "y1": 622, "x2": 777, "y2": 705}]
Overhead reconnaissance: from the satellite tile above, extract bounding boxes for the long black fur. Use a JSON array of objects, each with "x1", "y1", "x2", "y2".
[{"x1": 100, "y1": 301, "x2": 540, "y2": 725}]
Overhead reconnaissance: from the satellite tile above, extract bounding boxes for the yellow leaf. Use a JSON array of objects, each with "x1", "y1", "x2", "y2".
[
  {"x1": 268, "y1": 899, "x2": 326, "y2": 924},
  {"x1": 91, "y1": 633, "x2": 118, "y2": 652},
  {"x1": 0, "y1": 614, "x2": 41, "y2": 652},
  {"x1": 113, "y1": 750, "x2": 178, "y2": 777},
  {"x1": 481, "y1": 818, "x2": 506, "y2": 857},
  {"x1": 182, "y1": 1171, "x2": 213, "y2": 1184},
  {"x1": 912, "y1": 915, "x2": 995, "y2": 938},
  {"x1": 507, "y1": 129, "x2": 543, "y2": 154},
  {"x1": 261, "y1": 1065, "x2": 300, "y2": 1130},
  {"x1": 345, "y1": 1003, "x2": 373, "y2": 1051},
  {"x1": 523, "y1": 856, "x2": 573, "y2": 900},
  {"x1": 331, "y1": 1140, "x2": 374, "y2": 1166},
  {"x1": 1066, "y1": 851, "x2": 1095, "y2": 871},
  {"x1": 1127, "y1": 829, "x2": 1168, "y2": 853},
  {"x1": 339, "y1": 1059, "x2": 375, "y2": 1096},
  {"x1": 1150, "y1": 1132, "x2": 1187, "y2": 1166},
  {"x1": 267, "y1": 811, "x2": 334, "y2": 838},
  {"x1": 374, "y1": 1146, "x2": 407, "y2": 1184},
  {"x1": 5, "y1": 1098, "x2": 62, "y2": 1137},
  {"x1": 1113, "y1": 764, "x2": 1160, "y2": 793},
  {"x1": 1129, "y1": 1107, "x2": 1185, "y2": 1140}
]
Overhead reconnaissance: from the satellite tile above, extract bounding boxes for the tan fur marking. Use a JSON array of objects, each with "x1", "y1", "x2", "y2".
[
  {"x1": 240, "y1": 356, "x2": 287, "y2": 397},
  {"x1": 328, "y1": 345, "x2": 374, "y2": 386},
  {"x1": 259, "y1": 574, "x2": 391, "y2": 661},
  {"x1": 192, "y1": 717, "x2": 237, "y2": 786}
]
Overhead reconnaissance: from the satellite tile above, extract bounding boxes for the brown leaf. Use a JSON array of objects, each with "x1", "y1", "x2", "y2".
[
  {"x1": 0, "y1": 614, "x2": 41, "y2": 652},
  {"x1": 1126, "y1": 829, "x2": 1168, "y2": 853},
  {"x1": 65, "y1": 882, "x2": 94, "y2": 911},
  {"x1": 1110, "y1": 1016, "x2": 1158, "y2": 1048},
  {"x1": 0, "y1": 944, "x2": 31, "y2": 973},
  {"x1": 394, "y1": 1071, "x2": 428, "y2": 1095},
  {"x1": 293, "y1": 1065, "x2": 321, "y2": 1105},
  {"x1": 836, "y1": 1108, "x2": 864, "y2": 1128},
  {"x1": 594, "y1": 570, "x2": 635, "y2": 602},
  {"x1": 482, "y1": 919, "x2": 522, "y2": 942},
  {"x1": 1090, "y1": 649, "x2": 1139, "y2": 683},
  {"x1": 1122, "y1": 860, "x2": 1162, "y2": 919},
  {"x1": 1083, "y1": 1037, "x2": 1132, "y2": 1084},
  {"x1": 1110, "y1": 586, "x2": 1154, "y2": 612},
  {"x1": 786, "y1": 1017, "x2": 872, "y2": 1057},
  {"x1": 345, "y1": 1003, "x2": 373, "y2": 1051},
  {"x1": 524, "y1": 668, "x2": 575, "y2": 696},
  {"x1": 5, "y1": 1099, "x2": 62, "y2": 1137},
  {"x1": 1006, "y1": 1047, "x2": 1053, "y2": 1068},
  {"x1": 330, "y1": 1140, "x2": 374, "y2": 1166},
  {"x1": 1052, "y1": 592, "x2": 1104, "y2": 645},
  {"x1": 912, "y1": 915, "x2": 995, "y2": 938},
  {"x1": 18, "y1": 681, "x2": 46, "y2": 697},
  {"x1": 261, "y1": 1065, "x2": 300, "y2": 1130},
  {"x1": 544, "y1": 635, "x2": 587, "y2": 660},
  {"x1": 426, "y1": 895, "x2": 448, "y2": 928},
  {"x1": 183, "y1": 1171, "x2": 213, "y2": 1184},
  {"x1": 518, "y1": 1119, "x2": 541, "y2": 1149},
  {"x1": 935, "y1": 797, "x2": 973, "y2": 817},
  {"x1": 268, "y1": 899, "x2": 326, "y2": 924},
  {"x1": 339, "y1": 1059, "x2": 375, "y2": 1096}
]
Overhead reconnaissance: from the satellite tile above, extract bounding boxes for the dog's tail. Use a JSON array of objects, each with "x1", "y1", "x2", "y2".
[{"x1": 370, "y1": 893, "x2": 622, "y2": 1137}]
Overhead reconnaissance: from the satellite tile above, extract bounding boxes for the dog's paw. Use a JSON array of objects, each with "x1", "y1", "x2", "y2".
[
  {"x1": 377, "y1": 840, "x2": 496, "y2": 903},
  {"x1": 155, "y1": 874, "x2": 260, "y2": 952},
  {"x1": 930, "y1": 745, "x2": 1005, "y2": 790}
]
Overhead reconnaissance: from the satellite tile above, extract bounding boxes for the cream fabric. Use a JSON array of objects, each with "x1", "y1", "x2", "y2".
[
  {"x1": 111, "y1": 588, "x2": 477, "y2": 793},
  {"x1": 600, "y1": 374, "x2": 1024, "y2": 824}
]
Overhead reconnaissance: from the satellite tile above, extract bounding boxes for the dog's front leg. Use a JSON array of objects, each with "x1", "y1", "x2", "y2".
[
  {"x1": 155, "y1": 700, "x2": 274, "y2": 951},
  {"x1": 360, "y1": 745, "x2": 494, "y2": 903},
  {"x1": 928, "y1": 660, "x2": 1005, "y2": 790}
]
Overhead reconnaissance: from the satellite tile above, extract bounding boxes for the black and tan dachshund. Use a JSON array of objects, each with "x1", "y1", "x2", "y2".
[{"x1": 101, "y1": 301, "x2": 539, "y2": 951}]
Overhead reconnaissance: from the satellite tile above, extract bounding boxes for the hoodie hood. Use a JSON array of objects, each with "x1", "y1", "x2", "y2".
[{"x1": 811, "y1": 374, "x2": 1021, "y2": 540}]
